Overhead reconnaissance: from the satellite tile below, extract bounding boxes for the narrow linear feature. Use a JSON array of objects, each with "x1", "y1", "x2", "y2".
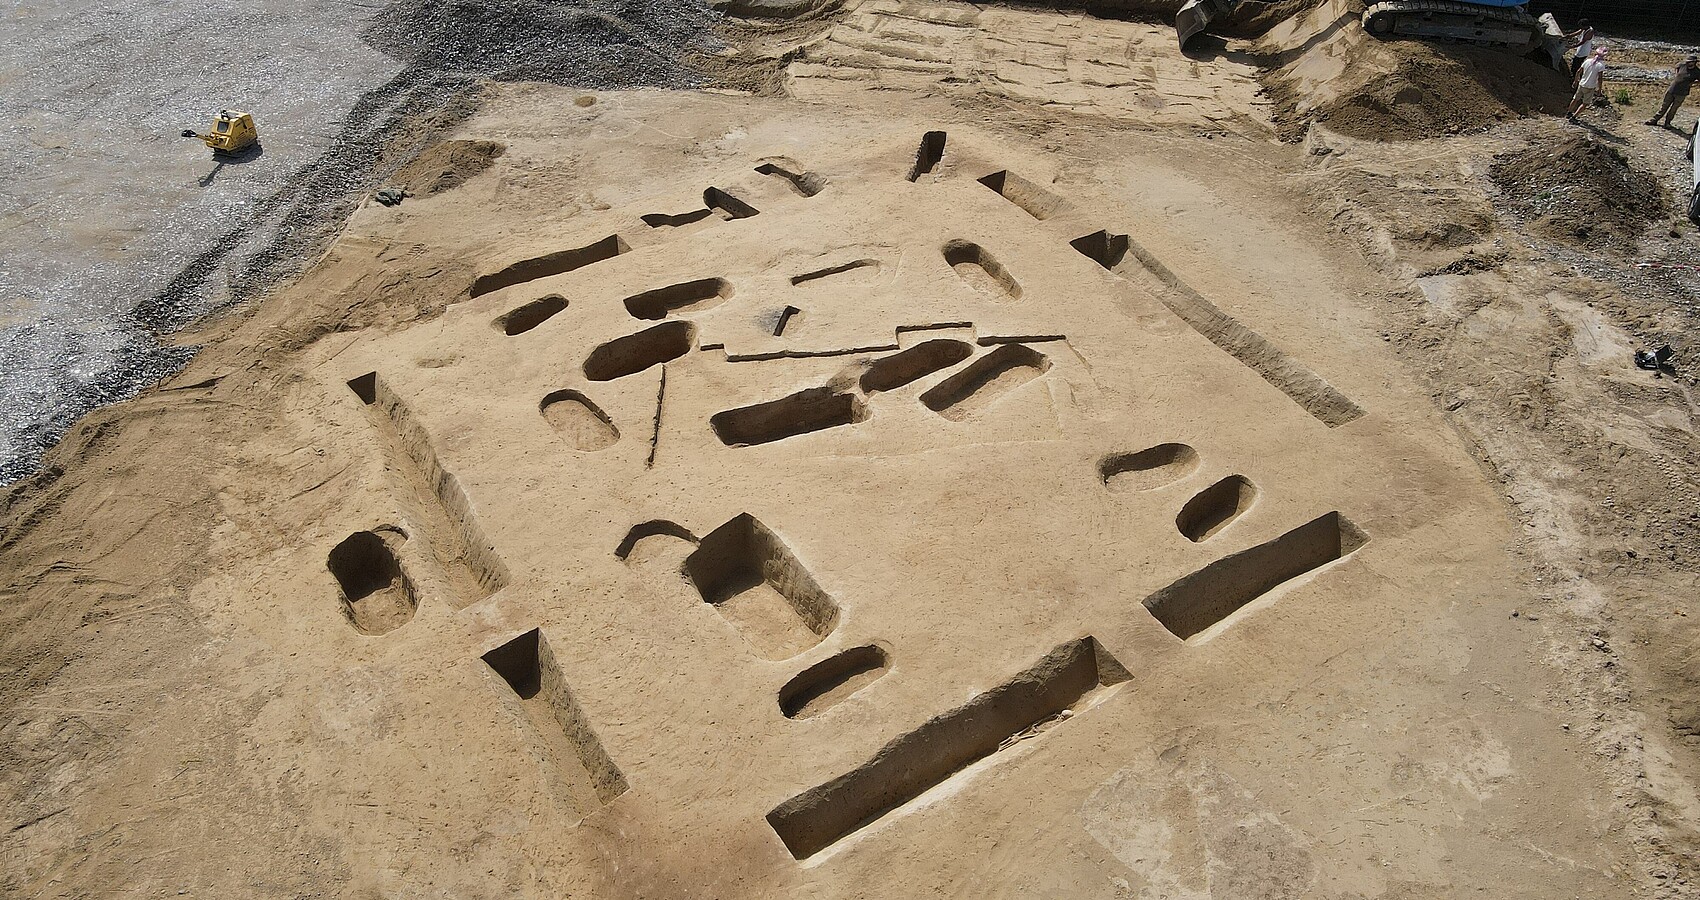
[
  {"x1": 482, "y1": 629, "x2": 629, "y2": 817},
  {"x1": 347, "y1": 372, "x2": 511, "y2": 605},
  {"x1": 1074, "y1": 229, "x2": 1365, "y2": 428},
  {"x1": 647, "y1": 365, "x2": 667, "y2": 469},
  {"x1": 977, "y1": 170, "x2": 1066, "y2": 220},
  {"x1": 766, "y1": 636, "x2": 1130, "y2": 860},
  {"x1": 791, "y1": 258, "x2": 879, "y2": 287}
]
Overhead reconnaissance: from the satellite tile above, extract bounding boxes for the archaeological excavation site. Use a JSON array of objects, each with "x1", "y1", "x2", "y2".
[{"x1": 5, "y1": 0, "x2": 1700, "y2": 897}]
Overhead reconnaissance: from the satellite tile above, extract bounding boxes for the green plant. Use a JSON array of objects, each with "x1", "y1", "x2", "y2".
[{"x1": 1615, "y1": 88, "x2": 1633, "y2": 105}]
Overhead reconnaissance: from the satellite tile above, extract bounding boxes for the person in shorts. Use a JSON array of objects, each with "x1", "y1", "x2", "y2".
[
  {"x1": 1568, "y1": 47, "x2": 1609, "y2": 121},
  {"x1": 1647, "y1": 55, "x2": 1700, "y2": 128}
]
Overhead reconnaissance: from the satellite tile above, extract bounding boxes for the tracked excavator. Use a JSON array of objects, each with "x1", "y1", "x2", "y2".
[
  {"x1": 1177, "y1": 0, "x2": 1567, "y2": 70},
  {"x1": 1360, "y1": 0, "x2": 1567, "y2": 66}
]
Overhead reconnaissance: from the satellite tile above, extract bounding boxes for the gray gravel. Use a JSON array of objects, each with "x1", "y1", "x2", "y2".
[{"x1": 0, "y1": 0, "x2": 722, "y2": 484}]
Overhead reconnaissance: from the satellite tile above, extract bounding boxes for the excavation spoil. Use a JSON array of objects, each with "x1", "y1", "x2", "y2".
[
  {"x1": 1308, "y1": 46, "x2": 1565, "y2": 141},
  {"x1": 1490, "y1": 132, "x2": 1669, "y2": 251},
  {"x1": 391, "y1": 139, "x2": 508, "y2": 195}
]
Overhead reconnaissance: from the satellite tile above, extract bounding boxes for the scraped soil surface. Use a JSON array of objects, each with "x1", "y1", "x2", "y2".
[
  {"x1": 8, "y1": 0, "x2": 1700, "y2": 897},
  {"x1": 1490, "y1": 131, "x2": 1669, "y2": 250}
]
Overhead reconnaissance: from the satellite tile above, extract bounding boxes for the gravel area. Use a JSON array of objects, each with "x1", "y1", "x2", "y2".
[{"x1": 0, "y1": 0, "x2": 722, "y2": 484}]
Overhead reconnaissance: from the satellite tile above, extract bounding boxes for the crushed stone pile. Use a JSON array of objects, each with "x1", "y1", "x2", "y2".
[
  {"x1": 364, "y1": 0, "x2": 724, "y2": 88},
  {"x1": 1489, "y1": 132, "x2": 1669, "y2": 250}
]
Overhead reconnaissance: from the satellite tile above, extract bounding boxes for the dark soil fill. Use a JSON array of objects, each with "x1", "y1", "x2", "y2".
[
  {"x1": 1219, "y1": 0, "x2": 1329, "y2": 37},
  {"x1": 364, "y1": 0, "x2": 723, "y2": 88},
  {"x1": 1316, "y1": 44, "x2": 1568, "y2": 141},
  {"x1": 1490, "y1": 132, "x2": 1669, "y2": 251},
  {"x1": 392, "y1": 139, "x2": 507, "y2": 195}
]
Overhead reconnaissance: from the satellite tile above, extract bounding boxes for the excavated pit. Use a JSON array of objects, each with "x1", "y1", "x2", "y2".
[
  {"x1": 623, "y1": 278, "x2": 732, "y2": 320},
  {"x1": 482, "y1": 629, "x2": 630, "y2": 814},
  {"x1": 494, "y1": 295, "x2": 567, "y2": 336},
  {"x1": 1144, "y1": 511, "x2": 1369, "y2": 640},
  {"x1": 684, "y1": 514, "x2": 840, "y2": 660},
  {"x1": 583, "y1": 321, "x2": 695, "y2": 381},
  {"x1": 470, "y1": 235, "x2": 629, "y2": 298},
  {"x1": 766, "y1": 637, "x2": 1130, "y2": 859}
]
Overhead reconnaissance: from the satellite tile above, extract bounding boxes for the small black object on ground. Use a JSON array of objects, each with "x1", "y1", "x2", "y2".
[{"x1": 1633, "y1": 344, "x2": 1676, "y2": 375}]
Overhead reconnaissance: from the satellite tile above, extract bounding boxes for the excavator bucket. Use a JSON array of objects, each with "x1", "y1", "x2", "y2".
[{"x1": 1176, "y1": 0, "x2": 1240, "y2": 48}]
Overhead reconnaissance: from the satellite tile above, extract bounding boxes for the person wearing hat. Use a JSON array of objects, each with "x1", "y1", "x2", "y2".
[
  {"x1": 1565, "y1": 18, "x2": 1595, "y2": 80},
  {"x1": 1646, "y1": 55, "x2": 1700, "y2": 128},
  {"x1": 1568, "y1": 46, "x2": 1610, "y2": 121}
]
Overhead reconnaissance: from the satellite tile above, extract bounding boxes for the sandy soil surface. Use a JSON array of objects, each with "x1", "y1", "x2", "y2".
[{"x1": 4, "y1": 1, "x2": 1700, "y2": 897}]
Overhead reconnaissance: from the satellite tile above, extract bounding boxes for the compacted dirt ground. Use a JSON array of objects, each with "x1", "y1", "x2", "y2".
[{"x1": 4, "y1": 1, "x2": 1700, "y2": 898}]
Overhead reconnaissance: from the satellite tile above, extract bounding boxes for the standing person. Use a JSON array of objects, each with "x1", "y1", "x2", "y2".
[
  {"x1": 1566, "y1": 19, "x2": 1595, "y2": 80},
  {"x1": 1647, "y1": 55, "x2": 1700, "y2": 128},
  {"x1": 1568, "y1": 47, "x2": 1609, "y2": 121}
]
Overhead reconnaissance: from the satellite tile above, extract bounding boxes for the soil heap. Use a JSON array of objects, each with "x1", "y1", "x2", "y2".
[
  {"x1": 1490, "y1": 131, "x2": 1668, "y2": 250},
  {"x1": 391, "y1": 139, "x2": 508, "y2": 195}
]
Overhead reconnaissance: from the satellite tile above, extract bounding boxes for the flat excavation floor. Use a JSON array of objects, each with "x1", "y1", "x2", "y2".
[{"x1": 2, "y1": 82, "x2": 1657, "y2": 897}]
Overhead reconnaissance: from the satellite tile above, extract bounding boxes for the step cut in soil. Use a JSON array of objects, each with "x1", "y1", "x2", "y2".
[{"x1": 613, "y1": 519, "x2": 697, "y2": 562}]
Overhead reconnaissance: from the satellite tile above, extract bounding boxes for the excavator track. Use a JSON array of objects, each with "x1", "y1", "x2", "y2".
[{"x1": 1361, "y1": 0, "x2": 1540, "y2": 49}]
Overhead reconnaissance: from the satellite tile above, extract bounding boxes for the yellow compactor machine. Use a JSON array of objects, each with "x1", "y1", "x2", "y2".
[{"x1": 181, "y1": 110, "x2": 258, "y2": 155}]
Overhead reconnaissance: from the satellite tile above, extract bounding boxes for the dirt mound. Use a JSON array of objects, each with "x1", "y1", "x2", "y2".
[
  {"x1": 1219, "y1": 0, "x2": 1329, "y2": 36},
  {"x1": 1258, "y1": 0, "x2": 1571, "y2": 142},
  {"x1": 1313, "y1": 45, "x2": 1566, "y2": 141},
  {"x1": 1490, "y1": 131, "x2": 1668, "y2": 250},
  {"x1": 392, "y1": 139, "x2": 507, "y2": 195}
]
